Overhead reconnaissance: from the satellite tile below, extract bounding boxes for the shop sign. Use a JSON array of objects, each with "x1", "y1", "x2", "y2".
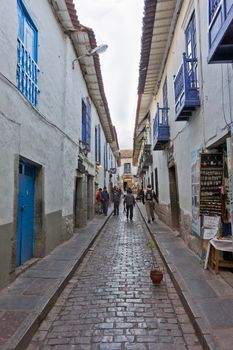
[
  {"x1": 199, "y1": 153, "x2": 223, "y2": 216},
  {"x1": 191, "y1": 149, "x2": 201, "y2": 235},
  {"x1": 202, "y1": 215, "x2": 220, "y2": 240},
  {"x1": 109, "y1": 168, "x2": 116, "y2": 174}
]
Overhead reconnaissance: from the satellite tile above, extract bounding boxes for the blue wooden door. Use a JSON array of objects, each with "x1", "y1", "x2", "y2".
[{"x1": 16, "y1": 161, "x2": 35, "y2": 266}]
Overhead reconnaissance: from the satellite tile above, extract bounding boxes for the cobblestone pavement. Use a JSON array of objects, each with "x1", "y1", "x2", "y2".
[{"x1": 27, "y1": 206, "x2": 203, "y2": 350}]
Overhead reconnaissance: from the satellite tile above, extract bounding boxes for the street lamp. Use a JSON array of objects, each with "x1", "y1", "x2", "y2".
[{"x1": 72, "y1": 44, "x2": 108, "y2": 69}]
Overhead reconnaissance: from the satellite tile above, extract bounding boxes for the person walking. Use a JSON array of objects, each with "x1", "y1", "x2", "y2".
[
  {"x1": 101, "y1": 186, "x2": 109, "y2": 216},
  {"x1": 112, "y1": 186, "x2": 121, "y2": 215},
  {"x1": 124, "y1": 188, "x2": 136, "y2": 221},
  {"x1": 144, "y1": 184, "x2": 158, "y2": 223},
  {"x1": 96, "y1": 188, "x2": 103, "y2": 214}
]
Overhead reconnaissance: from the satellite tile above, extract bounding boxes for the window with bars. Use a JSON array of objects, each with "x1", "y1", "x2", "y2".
[
  {"x1": 17, "y1": 0, "x2": 39, "y2": 106},
  {"x1": 82, "y1": 98, "x2": 91, "y2": 152}
]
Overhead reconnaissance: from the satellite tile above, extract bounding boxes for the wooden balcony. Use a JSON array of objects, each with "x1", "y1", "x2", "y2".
[
  {"x1": 142, "y1": 144, "x2": 152, "y2": 167},
  {"x1": 174, "y1": 53, "x2": 200, "y2": 121},
  {"x1": 153, "y1": 104, "x2": 170, "y2": 150},
  {"x1": 208, "y1": 0, "x2": 233, "y2": 63}
]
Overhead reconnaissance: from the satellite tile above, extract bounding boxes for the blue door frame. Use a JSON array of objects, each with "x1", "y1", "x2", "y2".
[{"x1": 16, "y1": 161, "x2": 35, "y2": 266}]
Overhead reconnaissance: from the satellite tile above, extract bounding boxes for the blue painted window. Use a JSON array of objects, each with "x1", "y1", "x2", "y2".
[
  {"x1": 17, "y1": 0, "x2": 39, "y2": 106},
  {"x1": 104, "y1": 143, "x2": 108, "y2": 170},
  {"x1": 163, "y1": 78, "x2": 168, "y2": 108},
  {"x1": 95, "y1": 126, "x2": 98, "y2": 161},
  {"x1": 82, "y1": 98, "x2": 91, "y2": 151},
  {"x1": 110, "y1": 154, "x2": 113, "y2": 169},
  {"x1": 124, "y1": 163, "x2": 131, "y2": 174},
  {"x1": 95, "y1": 124, "x2": 101, "y2": 163},
  {"x1": 185, "y1": 12, "x2": 197, "y2": 87},
  {"x1": 98, "y1": 125, "x2": 101, "y2": 162}
]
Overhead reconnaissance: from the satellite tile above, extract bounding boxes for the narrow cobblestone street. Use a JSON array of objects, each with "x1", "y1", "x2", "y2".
[{"x1": 27, "y1": 206, "x2": 202, "y2": 350}]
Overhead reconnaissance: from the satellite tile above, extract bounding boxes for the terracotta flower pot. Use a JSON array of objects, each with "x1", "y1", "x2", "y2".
[{"x1": 150, "y1": 269, "x2": 163, "y2": 284}]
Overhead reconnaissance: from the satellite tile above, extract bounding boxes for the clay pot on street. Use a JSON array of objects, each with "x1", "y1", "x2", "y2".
[{"x1": 150, "y1": 269, "x2": 163, "y2": 284}]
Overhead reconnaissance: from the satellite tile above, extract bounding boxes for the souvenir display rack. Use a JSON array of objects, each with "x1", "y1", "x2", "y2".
[{"x1": 199, "y1": 153, "x2": 223, "y2": 216}]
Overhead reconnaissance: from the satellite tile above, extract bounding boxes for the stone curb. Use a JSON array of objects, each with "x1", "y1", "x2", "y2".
[
  {"x1": 136, "y1": 203, "x2": 218, "y2": 350},
  {"x1": 2, "y1": 212, "x2": 113, "y2": 350}
]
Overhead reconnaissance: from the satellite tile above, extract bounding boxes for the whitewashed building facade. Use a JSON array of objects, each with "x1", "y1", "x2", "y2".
[
  {"x1": 118, "y1": 150, "x2": 138, "y2": 192},
  {"x1": 0, "y1": 0, "x2": 119, "y2": 289},
  {"x1": 134, "y1": 0, "x2": 233, "y2": 256}
]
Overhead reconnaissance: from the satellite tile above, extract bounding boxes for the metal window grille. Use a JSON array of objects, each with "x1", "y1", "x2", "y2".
[{"x1": 17, "y1": 0, "x2": 39, "y2": 106}]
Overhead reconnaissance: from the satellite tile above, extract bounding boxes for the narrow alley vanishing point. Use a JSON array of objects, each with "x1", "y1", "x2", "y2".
[{"x1": 28, "y1": 206, "x2": 201, "y2": 350}]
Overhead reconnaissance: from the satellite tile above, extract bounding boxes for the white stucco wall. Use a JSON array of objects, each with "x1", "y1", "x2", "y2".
[
  {"x1": 148, "y1": 0, "x2": 233, "y2": 217},
  {"x1": 0, "y1": 0, "x2": 118, "y2": 224}
]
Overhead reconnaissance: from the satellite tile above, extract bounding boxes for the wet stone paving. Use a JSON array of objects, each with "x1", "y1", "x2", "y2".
[{"x1": 27, "y1": 206, "x2": 203, "y2": 350}]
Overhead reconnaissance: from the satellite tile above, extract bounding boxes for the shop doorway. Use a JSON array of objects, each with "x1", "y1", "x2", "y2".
[
  {"x1": 74, "y1": 176, "x2": 83, "y2": 227},
  {"x1": 87, "y1": 175, "x2": 94, "y2": 220},
  {"x1": 169, "y1": 166, "x2": 180, "y2": 229}
]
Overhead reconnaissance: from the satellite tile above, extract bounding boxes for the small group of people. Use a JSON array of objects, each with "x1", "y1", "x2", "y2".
[
  {"x1": 96, "y1": 185, "x2": 122, "y2": 216},
  {"x1": 96, "y1": 187, "x2": 110, "y2": 216},
  {"x1": 96, "y1": 184, "x2": 158, "y2": 223}
]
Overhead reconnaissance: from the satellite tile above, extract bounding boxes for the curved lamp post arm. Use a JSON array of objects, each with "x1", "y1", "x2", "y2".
[{"x1": 72, "y1": 44, "x2": 108, "y2": 69}]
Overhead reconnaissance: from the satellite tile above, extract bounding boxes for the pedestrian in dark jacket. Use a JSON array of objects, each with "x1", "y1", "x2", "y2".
[
  {"x1": 112, "y1": 186, "x2": 121, "y2": 215},
  {"x1": 123, "y1": 188, "x2": 136, "y2": 221},
  {"x1": 101, "y1": 187, "x2": 109, "y2": 216}
]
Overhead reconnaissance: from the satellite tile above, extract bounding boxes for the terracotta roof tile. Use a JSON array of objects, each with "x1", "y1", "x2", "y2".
[
  {"x1": 65, "y1": 0, "x2": 114, "y2": 141},
  {"x1": 138, "y1": 0, "x2": 157, "y2": 94}
]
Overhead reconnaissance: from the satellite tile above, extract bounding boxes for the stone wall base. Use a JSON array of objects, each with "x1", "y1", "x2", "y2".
[
  {"x1": 62, "y1": 214, "x2": 74, "y2": 241},
  {"x1": 157, "y1": 203, "x2": 172, "y2": 227},
  {"x1": 157, "y1": 204, "x2": 204, "y2": 259}
]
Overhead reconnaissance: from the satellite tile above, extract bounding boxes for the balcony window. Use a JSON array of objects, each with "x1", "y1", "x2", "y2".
[
  {"x1": 124, "y1": 163, "x2": 131, "y2": 174},
  {"x1": 174, "y1": 53, "x2": 200, "y2": 121},
  {"x1": 153, "y1": 104, "x2": 170, "y2": 150},
  {"x1": 173, "y1": 13, "x2": 200, "y2": 121},
  {"x1": 208, "y1": 0, "x2": 233, "y2": 63},
  {"x1": 17, "y1": 0, "x2": 39, "y2": 106}
]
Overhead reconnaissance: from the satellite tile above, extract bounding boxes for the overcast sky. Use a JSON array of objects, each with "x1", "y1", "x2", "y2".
[{"x1": 74, "y1": 0, "x2": 144, "y2": 150}]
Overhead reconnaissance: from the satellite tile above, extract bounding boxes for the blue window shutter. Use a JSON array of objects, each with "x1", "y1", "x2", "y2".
[
  {"x1": 104, "y1": 144, "x2": 106, "y2": 170},
  {"x1": 163, "y1": 78, "x2": 168, "y2": 108},
  {"x1": 17, "y1": 0, "x2": 39, "y2": 106},
  {"x1": 104, "y1": 143, "x2": 108, "y2": 170},
  {"x1": 98, "y1": 125, "x2": 101, "y2": 163},
  {"x1": 185, "y1": 12, "x2": 196, "y2": 60},
  {"x1": 185, "y1": 12, "x2": 197, "y2": 88},
  {"x1": 17, "y1": 2, "x2": 24, "y2": 41},
  {"x1": 82, "y1": 99, "x2": 87, "y2": 144},
  {"x1": 95, "y1": 126, "x2": 98, "y2": 162},
  {"x1": 85, "y1": 98, "x2": 91, "y2": 151},
  {"x1": 106, "y1": 143, "x2": 108, "y2": 170}
]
